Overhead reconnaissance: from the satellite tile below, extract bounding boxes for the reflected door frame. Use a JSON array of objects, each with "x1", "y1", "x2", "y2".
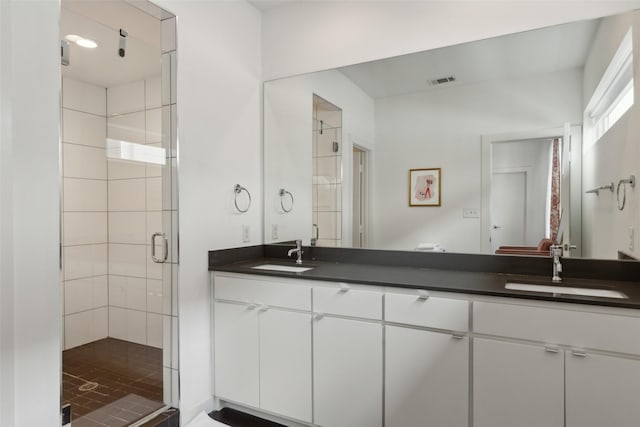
[
  {"x1": 352, "y1": 144, "x2": 370, "y2": 248},
  {"x1": 481, "y1": 125, "x2": 582, "y2": 255}
]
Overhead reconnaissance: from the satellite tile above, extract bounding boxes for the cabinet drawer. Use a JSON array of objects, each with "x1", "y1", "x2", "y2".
[
  {"x1": 214, "y1": 275, "x2": 311, "y2": 311},
  {"x1": 385, "y1": 292, "x2": 469, "y2": 331},
  {"x1": 314, "y1": 284, "x2": 382, "y2": 320},
  {"x1": 474, "y1": 301, "x2": 640, "y2": 355}
]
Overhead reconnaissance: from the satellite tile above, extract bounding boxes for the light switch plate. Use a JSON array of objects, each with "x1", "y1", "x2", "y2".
[
  {"x1": 242, "y1": 225, "x2": 250, "y2": 243},
  {"x1": 272, "y1": 224, "x2": 279, "y2": 240},
  {"x1": 463, "y1": 208, "x2": 480, "y2": 218}
]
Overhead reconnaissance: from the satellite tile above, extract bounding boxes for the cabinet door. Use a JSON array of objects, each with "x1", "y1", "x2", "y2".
[
  {"x1": 385, "y1": 326, "x2": 468, "y2": 427},
  {"x1": 473, "y1": 338, "x2": 564, "y2": 427},
  {"x1": 213, "y1": 302, "x2": 259, "y2": 407},
  {"x1": 260, "y1": 309, "x2": 312, "y2": 422},
  {"x1": 566, "y1": 351, "x2": 640, "y2": 427},
  {"x1": 313, "y1": 316, "x2": 382, "y2": 427}
]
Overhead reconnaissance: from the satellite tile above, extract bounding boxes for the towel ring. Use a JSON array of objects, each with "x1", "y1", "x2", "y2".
[
  {"x1": 279, "y1": 188, "x2": 294, "y2": 213},
  {"x1": 616, "y1": 175, "x2": 635, "y2": 211},
  {"x1": 234, "y1": 184, "x2": 251, "y2": 213}
]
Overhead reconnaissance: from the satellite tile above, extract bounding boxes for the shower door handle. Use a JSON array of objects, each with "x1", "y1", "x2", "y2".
[{"x1": 151, "y1": 232, "x2": 168, "y2": 263}]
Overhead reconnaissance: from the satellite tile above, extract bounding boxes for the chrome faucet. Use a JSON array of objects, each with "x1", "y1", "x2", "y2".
[
  {"x1": 550, "y1": 244, "x2": 563, "y2": 282},
  {"x1": 288, "y1": 239, "x2": 304, "y2": 264}
]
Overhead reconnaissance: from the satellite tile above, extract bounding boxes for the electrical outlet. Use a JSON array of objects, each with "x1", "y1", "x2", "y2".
[
  {"x1": 272, "y1": 224, "x2": 279, "y2": 240},
  {"x1": 463, "y1": 208, "x2": 480, "y2": 218},
  {"x1": 629, "y1": 226, "x2": 634, "y2": 251},
  {"x1": 242, "y1": 225, "x2": 250, "y2": 243}
]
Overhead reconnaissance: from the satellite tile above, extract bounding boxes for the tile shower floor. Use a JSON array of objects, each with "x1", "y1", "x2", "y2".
[{"x1": 63, "y1": 338, "x2": 164, "y2": 427}]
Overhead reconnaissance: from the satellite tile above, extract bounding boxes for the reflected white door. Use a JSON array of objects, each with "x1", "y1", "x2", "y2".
[
  {"x1": 491, "y1": 172, "x2": 526, "y2": 250},
  {"x1": 352, "y1": 147, "x2": 367, "y2": 248}
]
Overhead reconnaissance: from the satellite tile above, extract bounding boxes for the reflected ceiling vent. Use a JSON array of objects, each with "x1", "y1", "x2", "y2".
[{"x1": 429, "y1": 76, "x2": 456, "y2": 86}]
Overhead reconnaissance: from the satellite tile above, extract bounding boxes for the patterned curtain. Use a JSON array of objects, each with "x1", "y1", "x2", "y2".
[{"x1": 549, "y1": 138, "x2": 561, "y2": 242}]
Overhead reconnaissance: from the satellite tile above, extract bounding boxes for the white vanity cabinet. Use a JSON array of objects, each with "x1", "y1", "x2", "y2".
[
  {"x1": 313, "y1": 316, "x2": 383, "y2": 427},
  {"x1": 473, "y1": 338, "x2": 564, "y2": 427},
  {"x1": 213, "y1": 275, "x2": 313, "y2": 422},
  {"x1": 214, "y1": 301, "x2": 260, "y2": 407},
  {"x1": 565, "y1": 351, "x2": 640, "y2": 427},
  {"x1": 259, "y1": 309, "x2": 312, "y2": 421},
  {"x1": 213, "y1": 272, "x2": 640, "y2": 427},
  {"x1": 385, "y1": 326, "x2": 469, "y2": 427},
  {"x1": 474, "y1": 300, "x2": 640, "y2": 427},
  {"x1": 312, "y1": 283, "x2": 384, "y2": 427},
  {"x1": 384, "y1": 291, "x2": 470, "y2": 427}
]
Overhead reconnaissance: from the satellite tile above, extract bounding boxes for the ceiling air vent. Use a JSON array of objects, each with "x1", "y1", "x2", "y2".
[{"x1": 429, "y1": 76, "x2": 456, "y2": 86}]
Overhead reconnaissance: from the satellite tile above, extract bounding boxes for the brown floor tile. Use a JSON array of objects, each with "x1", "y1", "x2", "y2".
[{"x1": 63, "y1": 338, "x2": 164, "y2": 425}]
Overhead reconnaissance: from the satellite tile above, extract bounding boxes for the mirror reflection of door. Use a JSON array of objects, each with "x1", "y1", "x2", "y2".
[
  {"x1": 489, "y1": 137, "x2": 554, "y2": 252},
  {"x1": 352, "y1": 147, "x2": 367, "y2": 248},
  {"x1": 491, "y1": 171, "x2": 526, "y2": 250}
]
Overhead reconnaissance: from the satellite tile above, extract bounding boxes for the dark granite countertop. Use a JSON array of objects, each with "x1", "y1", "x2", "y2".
[{"x1": 209, "y1": 245, "x2": 640, "y2": 309}]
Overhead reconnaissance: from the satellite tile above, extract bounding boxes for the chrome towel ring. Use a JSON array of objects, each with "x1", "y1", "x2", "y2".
[
  {"x1": 234, "y1": 184, "x2": 251, "y2": 213},
  {"x1": 279, "y1": 188, "x2": 294, "y2": 213},
  {"x1": 616, "y1": 175, "x2": 635, "y2": 211}
]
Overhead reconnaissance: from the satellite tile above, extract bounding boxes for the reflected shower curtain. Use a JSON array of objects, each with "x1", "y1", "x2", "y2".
[{"x1": 549, "y1": 138, "x2": 561, "y2": 242}]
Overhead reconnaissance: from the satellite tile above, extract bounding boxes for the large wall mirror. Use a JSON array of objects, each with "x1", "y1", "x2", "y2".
[{"x1": 264, "y1": 9, "x2": 640, "y2": 261}]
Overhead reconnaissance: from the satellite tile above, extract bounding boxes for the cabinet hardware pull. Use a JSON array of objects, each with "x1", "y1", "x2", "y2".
[
  {"x1": 247, "y1": 303, "x2": 257, "y2": 310},
  {"x1": 572, "y1": 350, "x2": 587, "y2": 357},
  {"x1": 259, "y1": 305, "x2": 269, "y2": 312},
  {"x1": 451, "y1": 334, "x2": 465, "y2": 340},
  {"x1": 314, "y1": 314, "x2": 325, "y2": 320},
  {"x1": 338, "y1": 283, "x2": 350, "y2": 293},
  {"x1": 417, "y1": 290, "x2": 430, "y2": 300},
  {"x1": 544, "y1": 346, "x2": 559, "y2": 353}
]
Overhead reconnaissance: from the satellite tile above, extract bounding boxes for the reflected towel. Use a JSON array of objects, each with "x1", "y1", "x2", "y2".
[{"x1": 415, "y1": 242, "x2": 441, "y2": 250}]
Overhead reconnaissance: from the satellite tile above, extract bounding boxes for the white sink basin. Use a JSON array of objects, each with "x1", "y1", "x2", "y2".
[
  {"x1": 251, "y1": 264, "x2": 313, "y2": 273},
  {"x1": 506, "y1": 282, "x2": 628, "y2": 299}
]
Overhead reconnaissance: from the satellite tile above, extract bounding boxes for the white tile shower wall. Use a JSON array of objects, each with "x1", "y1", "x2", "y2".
[
  {"x1": 61, "y1": 78, "x2": 109, "y2": 350},
  {"x1": 313, "y1": 105, "x2": 343, "y2": 247},
  {"x1": 106, "y1": 75, "x2": 173, "y2": 350}
]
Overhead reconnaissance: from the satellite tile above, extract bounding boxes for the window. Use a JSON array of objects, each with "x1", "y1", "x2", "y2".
[{"x1": 585, "y1": 28, "x2": 634, "y2": 145}]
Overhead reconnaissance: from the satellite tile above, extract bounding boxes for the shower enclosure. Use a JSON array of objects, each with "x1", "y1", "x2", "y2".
[
  {"x1": 59, "y1": 1, "x2": 178, "y2": 425},
  {"x1": 312, "y1": 95, "x2": 343, "y2": 247}
]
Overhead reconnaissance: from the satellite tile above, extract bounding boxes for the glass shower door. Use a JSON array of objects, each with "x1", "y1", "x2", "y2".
[{"x1": 60, "y1": 1, "x2": 178, "y2": 424}]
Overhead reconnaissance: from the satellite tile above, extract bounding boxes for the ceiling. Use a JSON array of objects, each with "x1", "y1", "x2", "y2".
[
  {"x1": 338, "y1": 18, "x2": 601, "y2": 99},
  {"x1": 61, "y1": 0, "x2": 163, "y2": 88}
]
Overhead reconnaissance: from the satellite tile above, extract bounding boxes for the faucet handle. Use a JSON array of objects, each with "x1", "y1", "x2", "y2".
[{"x1": 549, "y1": 244, "x2": 563, "y2": 256}]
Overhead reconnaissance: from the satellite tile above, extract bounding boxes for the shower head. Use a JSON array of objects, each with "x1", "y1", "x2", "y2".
[{"x1": 119, "y1": 29, "x2": 128, "y2": 58}]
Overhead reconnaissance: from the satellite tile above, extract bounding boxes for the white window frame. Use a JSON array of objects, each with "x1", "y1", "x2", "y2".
[{"x1": 584, "y1": 28, "x2": 634, "y2": 146}]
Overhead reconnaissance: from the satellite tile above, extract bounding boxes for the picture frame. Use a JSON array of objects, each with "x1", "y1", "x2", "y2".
[{"x1": 409, "y1": 168, "x2": 441, "y2": 206}]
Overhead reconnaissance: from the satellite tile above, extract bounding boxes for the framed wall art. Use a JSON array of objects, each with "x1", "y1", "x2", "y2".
[{"x1": 409, "y1": 168, "x2": 441, "y2": 206}]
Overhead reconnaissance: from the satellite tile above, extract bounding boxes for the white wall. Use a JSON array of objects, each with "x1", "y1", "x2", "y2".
[
  {"x1": 0, "y1": 1, "x2": 61, "y2": 426},
  {"x1": 264, "y1": 69, "x2": 374, "y2": 246},
  {"x1": 154, "y1": 0, "x2": 262, "y2": 423},
  {"x1": 262, "y1": 1, "x2": 640, "y2": 80},
  {"x1": 372, "y1": 69, "x2": 582, "y2": 252},
  {"x1": 582, "y1": 10, "x2": 640, "y2": 259}
]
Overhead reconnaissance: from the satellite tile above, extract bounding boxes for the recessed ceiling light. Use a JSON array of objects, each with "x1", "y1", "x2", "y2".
[
  {"x1": 64, "y1": 34, "x2": 82, "y2": 43},
  {"x1": 65, "y1": 34, "x2": 98, "y2": 49},
  {"x1": 75, "y1": 38, "x2": 98, "y2": 49}
]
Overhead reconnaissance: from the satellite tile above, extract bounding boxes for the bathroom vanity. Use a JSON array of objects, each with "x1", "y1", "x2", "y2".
[{"x1": 209, "y1": 245, "x2": 640, "y2": 427}]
